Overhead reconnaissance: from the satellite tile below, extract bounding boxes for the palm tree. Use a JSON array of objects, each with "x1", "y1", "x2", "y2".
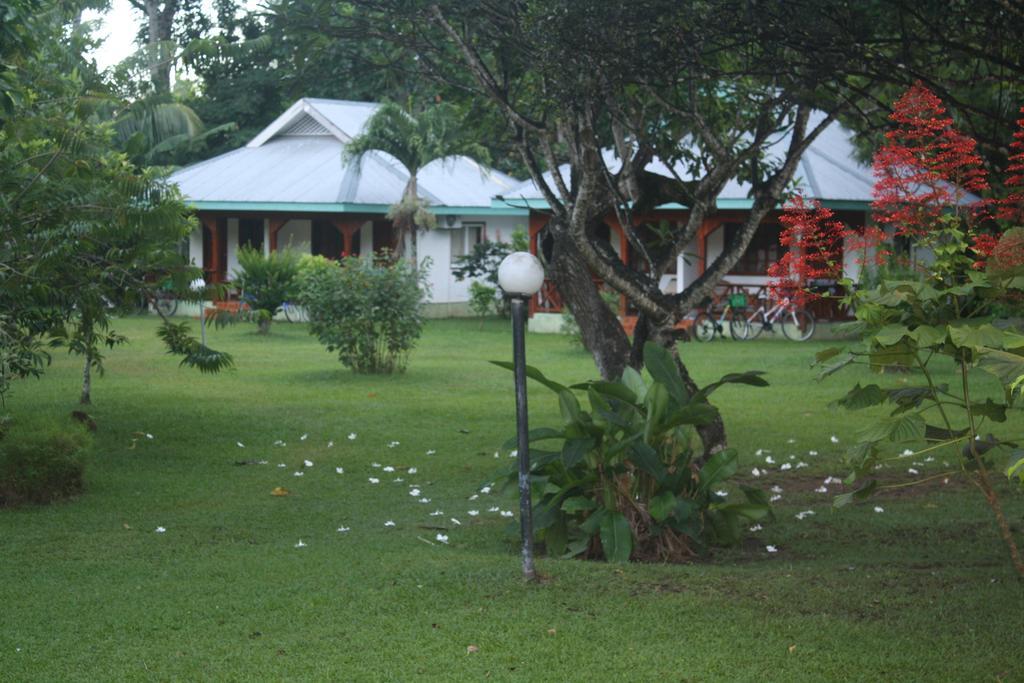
[{"x1": 343, "y1": 101, "x2": 490, "y2": 263}]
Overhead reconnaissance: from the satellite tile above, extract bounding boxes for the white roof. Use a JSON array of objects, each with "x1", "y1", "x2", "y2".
[
  {"x1": 170, "y1": 98, "x2": 521, "y2": 208},
  {"x1": 506, "y1": 111, "x2": 875, "y2": 205}
]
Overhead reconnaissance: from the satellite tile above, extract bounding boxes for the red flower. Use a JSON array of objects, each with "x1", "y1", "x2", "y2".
[
  {"x1": 997, "y1": 106, "x2": 1024, "y2": 223},
  {"x1": 871, "y1": 83, "x2": 988, "y2": 235},
  {"x1": 768, "y1": 196, "x2": 849, "y2": 306}
]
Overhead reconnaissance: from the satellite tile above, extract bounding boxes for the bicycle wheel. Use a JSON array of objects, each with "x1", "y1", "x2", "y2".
[
  {"x1": 729, "y1": 314, "x2": 751, "y2": 340},
  {"x1": 155, "y1": 296, "x2": 177, "y2": 317},
  {"x1": 692, "y1": 313, "x2": 716, "y2": 342},
  {"x1": 746, "y1": 312, "x2": 765, "y2": 339},
  {"x1": 782, "y1": 309, "x2": 815, "y2": 341}
]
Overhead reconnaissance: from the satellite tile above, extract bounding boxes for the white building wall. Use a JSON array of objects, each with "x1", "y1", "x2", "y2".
[
  {"x1": 189, "y1": 229, "x2": 203, "y2": 270},
  {"x1": 278, "y1": 219, "x2": 312, "y2": 255}
]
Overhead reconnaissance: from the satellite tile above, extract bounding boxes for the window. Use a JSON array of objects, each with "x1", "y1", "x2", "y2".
[
  {"x1": 723, "y1": 222, "x2": 783, "y2": 275},
  {"x1": 450, "y1": 223, "x2": 485, "y2": 260}
]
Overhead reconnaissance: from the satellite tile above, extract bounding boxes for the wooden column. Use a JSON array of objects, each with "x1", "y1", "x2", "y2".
[
  {"x1": 332, "y1": 219, "x2": 364, "y2": 258},
  {"x1": 268, "y1": 218, "x2": 287, "y2": 253},
  {"x1": 199, "y1": 214, "x2": 221, "y2": 282}
]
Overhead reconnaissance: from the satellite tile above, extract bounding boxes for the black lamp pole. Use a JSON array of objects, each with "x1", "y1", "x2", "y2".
[{"x1": 510, "y1": 295, "x2": 536, "y2": 581}]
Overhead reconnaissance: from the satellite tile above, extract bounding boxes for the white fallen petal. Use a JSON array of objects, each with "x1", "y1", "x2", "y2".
[
  {"x1": 901, "y1": 448, "x2": 914, "y2": 457},
  {"x1": 277, "y1": 463, "x2": 286, "y2": 468},
  {"x1": 500, "y1": 510, "x2": 514, "y2": 518},
  {"x1": 779, "y1": 463, "x2": 792, "y2": 471},
  {"x1": 236, "y1": 442, "x2": 245, "y2": 448},
  {"x1": 425, "y1": 449, "x2": 436, "y2": 456},
  {"x1": 348, "y1": 433, "x2": 357, "y2": 441},
  {"x1": 769, "y1": 494, "x2": 782, "y2": 503},
  {"x1": 393, "y1": 477, "x2": 404, "y2": 483},
  {"x1": 480, "y1": 486, "x2": 492, "y2": 494},
  {"x1": 273, "y1": 440, "x2": 284, "y2": 446},
  {"x1": 450, "y1": 518, "x2": 462, "y2": 526},
  {"x1": 145, "y1": 433, "x2": 154, "y2": 440},
  {"x1": 766, "y1": 545, "x2": 778, "y2": 553},
  {"x1": 408, "y1": 467, "x2": 418, "y2": 474},
  {"x1": 327, "y1": 441, "x2": 335, "y2": 448},
  {"x1": 368, "y1": 477, "x2": 380, "y2": 484},
  {"x1": 751, "y1": 467, "x2": 762, "y2": 477},
  {"x1": 808, "y1": 450, "x2": 818, "y2": 456},
  {"x1": 418, "y1": 498, "x2": 431, "y2": 504},
  {"x1": 293, "y1": 471, "x2": 304, "y2": 477},
  {"x1": 823, "y1": 476, "x2": 841, "y2": 485},
  {"x1": 371, "y1": 462, "x2": 381, "y2": 468},
  {"x1": 908, "y1": 468, "x2": 919, "y2": 475},
  {"x1": 468, "y1": 510, "x2": 479, "y2": 516},
  {"x1": 435, "y1": 533, "x2": 449, "y2": 544},
  {"x1": 335, "y1": 467, "x2": 344, "y2": 474},
  {"x1": 874, "y1": 506, "x2": 885, "y2": 513},
  {"x1": 770, "y1": 485, "x2": 783, "y2": 493},
  {"x1": 429, "y1": 510, "x2": 444, "y2": 516},
  {"x1": 468, "y1": 494, "x2": 479, "y2": 501},
  {"x1": 409, "y1": 488, "x2": 421, "y2": 497},
  {"x1": 383, "y1": 466, "x2": 395, "y2": 472},
  {"x1": 787, "y1": 438, "x2": 796, "y2": 444},
  {"x1": 384, "y1": 520, "x2": 396, "y2": 527},
  {"x1": 300, "y1": 433, "x2": 308, "y2": 441},
  {"x1": 765, "y1": 456, "x2": 776, "y2": 464},
  {"x1": 714, "y1": 490, "x2": 728, "y2": 497},
  {"x1": 337, "y1": 526, "x2": 350, "y2": 533},
  {"x1": 294, "y1": 539, "x2": 306, "y2": 548},
  {"x1": 814, "y1": 486, "x2": 828, "y2": 493},
  {"x1": 155, "y1": 526, "x2": 166, "y2": 533},
  {"x1": 795, "y1": 510, "x2": 816, "y2": 520},
  {"x1": 749, "y1": 524, "x2": 763, "y2": 532},
  {"x1": 755, "y1": 448, "x2": 764, "y2": 456},
  {"x1": 488, "y1": 506, "x2": 500, "y2": 513},
  {"x1": 830, "y1": 435, "x2": 840, "y2": 443},
  {"x1": 303, "y1": 459, "x2": 314, "y2": 467},
  {"x1": 795, "y1": 462, "x2": 808, "y2": 469}
]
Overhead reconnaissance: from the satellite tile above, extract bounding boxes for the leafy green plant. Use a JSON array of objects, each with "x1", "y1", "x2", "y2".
[
  {"x1": 494, "y1": 342, "x2": 770, "y2": 563},
  {"x1": 821, "y1": 222, "x2": 1024, "y2": 576},
  {"x1": 468, "y1": 281, "x2": 498, "y2": 325},
  {"x1": 0, "y1": 418, "x2": 91, "y2": 507},
  {"x1": 233, "y1": 247, "x2": 301, "y2": 333},
  {"x1": 298, "y1": 256, "x2": 428, "y2": 374}
]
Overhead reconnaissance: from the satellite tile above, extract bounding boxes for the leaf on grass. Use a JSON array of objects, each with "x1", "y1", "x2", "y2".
[
  {"x1": 270, "y1": 487, "x2": 290, "y2": 496},
  {"x1": 833, "y1": 480, "x2": 878, "y2": 508}
]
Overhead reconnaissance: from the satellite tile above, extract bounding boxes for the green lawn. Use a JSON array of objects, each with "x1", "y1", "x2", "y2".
[{"x1": 1, "y1": 316, "x2": 1021, "y2": 681}]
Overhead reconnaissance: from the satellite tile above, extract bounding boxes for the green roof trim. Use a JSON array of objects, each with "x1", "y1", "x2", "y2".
[
  {"x1": 187, "y1": 201, "x2": 529, "y2": 216},
  {"x1": 491, "y1": 198, "x2": 871, "y2": 212}
]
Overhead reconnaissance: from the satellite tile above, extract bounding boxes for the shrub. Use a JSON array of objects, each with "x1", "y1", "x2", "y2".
[
  {"x1": 298, "y1": 256, "x2": 428, "y2": 373},
  {"x1": 233, "y1": 247, "x2": 301, "y2": 333},
  {"x1": 0, "y1": 419, "x2": 90, "y2": 506},
  {"x1": 495, "y1": 343, "x2": 770, "y2": 563},
  {"x1": 468, "y1": 281, "x2": 498, "y2": 324}
]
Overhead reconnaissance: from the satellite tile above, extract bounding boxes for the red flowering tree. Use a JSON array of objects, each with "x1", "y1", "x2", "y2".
[
  {"x1": 801, "y1": 84, "x2": 1024, "y2": 577},
  {"x1": 767, "y1": 196, "x2": 849, "y2": 306},
  {"x1": 996, "y1": 106, "x2": 1024, "y2": 224}
]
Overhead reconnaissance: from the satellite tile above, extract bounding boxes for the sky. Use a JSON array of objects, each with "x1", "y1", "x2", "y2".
[{"x1": 82, "y1": 0, "x2": 141, "y2": 71}]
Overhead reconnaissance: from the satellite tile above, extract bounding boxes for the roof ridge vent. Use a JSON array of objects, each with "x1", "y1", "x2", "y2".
[{"x1": 278, "y1": 113, "x2": 331, "y2": 137}]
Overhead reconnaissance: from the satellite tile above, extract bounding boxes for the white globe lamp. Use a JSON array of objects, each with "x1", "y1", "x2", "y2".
[{"x1": 497, "y1": 252, "x2": 544, "y2": 298}]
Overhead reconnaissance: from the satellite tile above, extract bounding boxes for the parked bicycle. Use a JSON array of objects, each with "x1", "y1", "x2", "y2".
[
  {"x1": 692, "y1": 292, "x2": 749, "y2": 341},
  {"x1": 738, "y1": 294, "x2": 815, "y2": 341}
]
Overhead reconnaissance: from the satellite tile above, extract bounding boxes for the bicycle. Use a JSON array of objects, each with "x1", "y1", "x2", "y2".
[
  {"x1": 692, "y1": 293, "x2": 750, "y2": 341},
  {"x1": 739, "y1": 294, "x2": 815, "y2": 341}
]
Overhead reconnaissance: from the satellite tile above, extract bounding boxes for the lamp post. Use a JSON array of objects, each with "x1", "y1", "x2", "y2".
[
  {"x1": 497, "y1": 252, "x2": 545, "y2": 582},
  {"x1": 190, "y1": 278, "x2": 207, "y2": 347}
]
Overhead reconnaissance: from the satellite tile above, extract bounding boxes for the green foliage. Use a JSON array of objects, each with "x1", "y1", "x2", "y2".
[
  {"x1": 298, "y1": 256, "x2": 428, "y2": 373},
  {"x1": 823, "y1": 223, "x2": 1024, "y2": 572},
  {"x1": 0, "y1": 418, "x2": 90, "y2": 507},
  {"x1": 468, "y1": 281, "x2": 498, "y2": 321},
  {"x1": 0, "y1": 2, "x2": 221, "y2": 404},
  {"x1": 233, "y1": 247, "x2": 301, "y2": 332},
  {"x1": 494, "y1": 342, "x2": 769, "y2": 563}
]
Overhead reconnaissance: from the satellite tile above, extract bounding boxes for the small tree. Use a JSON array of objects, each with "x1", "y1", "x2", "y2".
[
  {"x1": 778, "y1": 85, "x2": 1024, "y2": 576},
  {"x1": 233, "y1": 247, "x2": 301, "y2": 333},
  {"x1": 343, "y1": 101, "x2": 490, "y2": 265},
  {"x1": 298, "y1": 256, "x2": 428, "y2": 373}
]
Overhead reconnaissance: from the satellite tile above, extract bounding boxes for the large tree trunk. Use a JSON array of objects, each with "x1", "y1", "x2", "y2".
[
  {"x1": 547, "y1": 228, "x2": 631, "y2": 381},
  {"x1": 141, "y1": 0, "x2": 177, "y2": 94}
]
